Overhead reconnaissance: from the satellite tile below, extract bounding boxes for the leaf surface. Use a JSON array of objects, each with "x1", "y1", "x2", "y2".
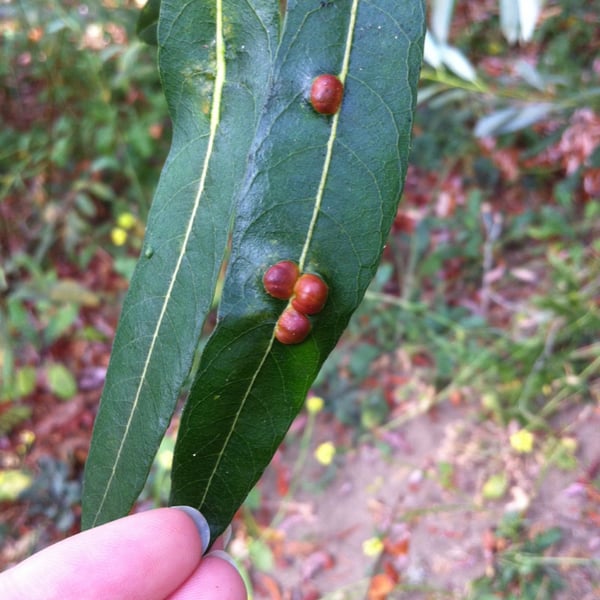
[
  {"x1": 137, "y1": 0, "x2": 161, "y2": 45},
  {"x1": 82, "y1": 0, "x2": 279, "y2": 529},
  {"x1": 170, "y1": 0, "x2": 426, "y2": 539}
]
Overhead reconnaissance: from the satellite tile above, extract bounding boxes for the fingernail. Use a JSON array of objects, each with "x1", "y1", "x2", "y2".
[
  {"x1": 172, "y1": 506, "x2": 211, "y2": 555},
  {"x1": 206, "y1": 549, "x2": 239, "y2": 570}
]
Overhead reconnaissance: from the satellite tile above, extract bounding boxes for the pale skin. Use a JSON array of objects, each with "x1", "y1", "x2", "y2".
[{"x1": 0, "y1": 507, "x2": 247, "y2": 600}]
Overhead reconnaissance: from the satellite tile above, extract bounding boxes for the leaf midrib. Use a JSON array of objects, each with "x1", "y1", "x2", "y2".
[
  {"x1": 91, "y1": 0, "x2": 227, "y2": 527},
  {"x1": 198, "y1": 0, "x2": 361, "y2": 507}
]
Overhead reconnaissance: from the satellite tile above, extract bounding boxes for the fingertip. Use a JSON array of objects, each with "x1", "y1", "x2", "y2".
[
  {"x1": 171, "y1": 506, "x2": 211, "y2": 554},
  {"x1": 204, "y1": 551, "x2": 247, "y2": 598},
  {"x1": 168, "y1": 551, "x2": 247, "y2": 600},
  {"x1": 205, "y1": 549, "x2": 239, "y2": 570}
]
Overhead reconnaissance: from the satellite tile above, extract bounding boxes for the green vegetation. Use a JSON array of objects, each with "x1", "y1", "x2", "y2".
[
  {"x1": 1, "y1": 0, "x2": 599, "y2": 597},
  {"x1": 1, "y1": 0, "x2": 168, "y2": 416}
]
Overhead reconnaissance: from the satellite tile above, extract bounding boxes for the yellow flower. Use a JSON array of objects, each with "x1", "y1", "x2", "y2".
[
  {"x1": 362, "y1": 536, "x2": 384, "y2": 557},
  {"x1": 314, "y1": 441, "x2": 336, "y2": 466},
  {"x1": 306, "y1": 396, "x2": 324, "y2": 414},
  {"x1": 117, "y1": 212, "x2": 137, "y2": 230},
  {"x1": 111, "y1": 227, "x2": 127, "y2": 246},
  {"x1": 510, "y1": 429, "x2": 534, "y2": 454},
  {"x1": 481, "y1": 473, "x2": 508, "y2": 500}
]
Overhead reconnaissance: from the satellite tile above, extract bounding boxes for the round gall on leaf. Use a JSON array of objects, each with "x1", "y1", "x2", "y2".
[
  {"x1": 263, "y1": 260, "x2": 300, "y2": 300},
  {"x1": 275, "y1": 307, "x2": 312, "y2": 345},
  {"x1": 310, "y1": 74, "x2": 344, "y2": 115},
  {"x1": 292, "y1": 273, "x2": 328, "y2": 315}
]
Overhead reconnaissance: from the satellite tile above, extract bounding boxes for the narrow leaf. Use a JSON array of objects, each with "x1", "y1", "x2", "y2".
[
  {"x1": 439, "y1": 43, "x2": 477, "y2": 82},
  {"x1": 500, "y1": 0, "x2": 520, "y2": 45},
  {"x1": 494, "y1": 102, "x2": 554, "y2": 135},
  {"x1": 82, "y1": 0, "x2": 279, "y2": 529},
  {"x1": 423, "y1": 30, "x2": 443, "y2": 68},
  {"x1": 515, "y1": 59, "x2": 547, "y2": 91},
  {"x1": 517, "y1": 0, "x2": 542, "y2": 42},
  {"x1": 430, "y1": 0, "x2": 455, "y2": 44},
  {"x1": 475, "y1": 103, "x2": 554, "y2": 137},
  {"x1": 137, "y1": 0, "x2": 161, "y2": 45},
  {"x1": 171, "y1": 0, "x2": 426, "y2": 539},
  {"x1": 474, "y1": 107, "x2": 518, "y2": 138}
]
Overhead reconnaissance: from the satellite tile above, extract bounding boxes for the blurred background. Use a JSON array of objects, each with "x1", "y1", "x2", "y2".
[{"x1": 1, "y1": 0, "x2": 599, "y2": 598}]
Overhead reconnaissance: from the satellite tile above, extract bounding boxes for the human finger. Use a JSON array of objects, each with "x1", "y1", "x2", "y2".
[
  {"x1": 168, "y1": 551, "x2": 247, "y2": 600},
  {"x1": 0, "y1": 507, "x2": 209, "y2": 600}
]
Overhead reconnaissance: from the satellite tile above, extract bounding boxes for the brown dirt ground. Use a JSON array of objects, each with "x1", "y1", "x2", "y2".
[{"x1": 243, "y1": 401, "x2": 600, "y2": 599}]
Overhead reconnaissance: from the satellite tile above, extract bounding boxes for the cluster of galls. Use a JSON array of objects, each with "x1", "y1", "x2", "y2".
[
  {"x1": 259, "y1": 74, "x2": 342, "y2": 344},
  {"x1": 263, "y1": 260, "x2": 328, "y2": 345}
]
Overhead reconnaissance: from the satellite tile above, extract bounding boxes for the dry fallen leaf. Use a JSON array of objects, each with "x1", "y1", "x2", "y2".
[{"x1": 367, "y1": 573, "x2": 396, "y2": 600}]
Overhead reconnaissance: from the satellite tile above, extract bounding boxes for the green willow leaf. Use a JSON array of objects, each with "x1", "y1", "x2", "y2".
[
  {"x1": 137, "y1": 0, "x2": 161, "y2": 45},
  {"x1": 171, "y1": 0, "x2": 426, "y2": 539},
  {"x1": 81, "y1": 0, "x2": 279, "y2": 529}
]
